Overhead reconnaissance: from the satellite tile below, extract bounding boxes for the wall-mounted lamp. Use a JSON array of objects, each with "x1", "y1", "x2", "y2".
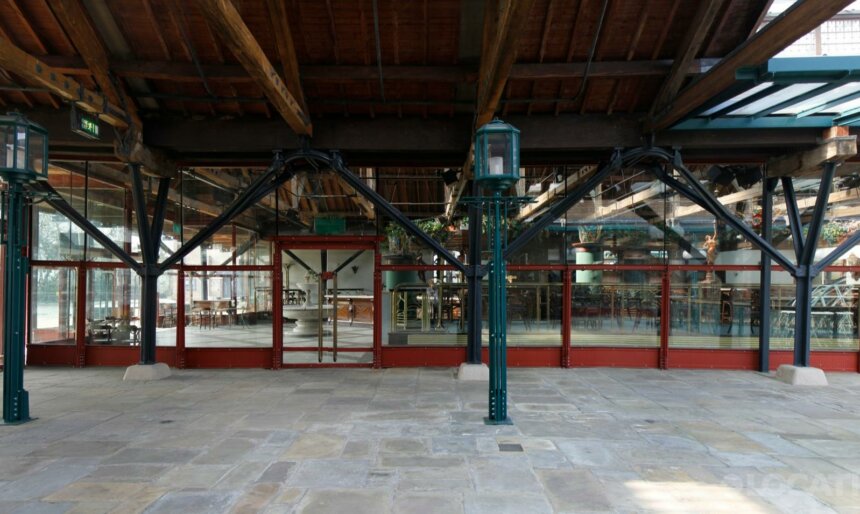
[{"x1": 351, "y1": 265, "x2": 359, "y2": 274}]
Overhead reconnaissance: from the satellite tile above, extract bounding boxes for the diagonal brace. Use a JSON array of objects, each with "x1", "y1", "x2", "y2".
[
  {"x1": 329, "y1": 152, "x2": 467, "y2": 274},
  {"x1": 671, "y1": 159, "x2": 796, "y2": 272},
  {"x1": 799, "y1": 162, "x2": 837, "y2": 266},
  {"x1": 32, "y1": 181, "x2": 141, "y2": 273},
  {"x1": 780, "y1": 176, "x2": 804, "y2": 262},
  {"x1": 504, "y1": 151, "x2": 623, "y2": 259}
]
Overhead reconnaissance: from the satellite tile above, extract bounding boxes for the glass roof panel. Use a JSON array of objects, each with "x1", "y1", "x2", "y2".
[
  {"x1": 728, "y1": 83, "x2": 825, "y2": 115},
  {"x1": 828, "y1": 96, "x2": 860, "y2": 114},
  {"x1": 701, "y1": 82, "x2": 774, "y2": 116},
  {"x1": 774, "y1": 82, "x2": 860, "y2": 114}
]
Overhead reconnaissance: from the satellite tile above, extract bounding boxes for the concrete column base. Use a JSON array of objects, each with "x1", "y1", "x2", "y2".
[
  {"x1": 775, "y1": 364, "x2": 828, "y2": 386},
  {"x1": 123, "y1": 363, "x2": 172, "y2": 381},
  {"x1": 457, "y1": 363, "x2": 489, "y2": 381}
]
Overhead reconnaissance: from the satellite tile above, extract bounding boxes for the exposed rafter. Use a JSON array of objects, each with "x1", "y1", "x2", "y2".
[
  {"x1": 0, "y1": 35, "x2": 128, "y2": 128},
  {"x1": 195, "y1": 0, "x2": 312, "y2": 137},
  {"x1": 650, "y1": 0, "x2": 728, "y2": 118},
  {"x1": 475, "y1": 0, "x2": 537, "y2": 127},
  {"x1": 648, "y1": 0, "x2": 855, "y2": 131},
  {"x1": 445, "y1": 0, "x2": 537, "y2": 220},
  {"x1": 263, "y1": 0, "x2": 307, "y2": 113},
  {"x1": 46, "y1": 0, "x2": 141, "y2": 128},
  {"x1": 39, "y1": 56, "x2": 720, "y2": 83}
]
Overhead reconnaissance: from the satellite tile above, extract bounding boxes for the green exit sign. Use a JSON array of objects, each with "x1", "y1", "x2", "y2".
[{"x1": 70, "y1": 105, "x2": 100, "y2": 140}]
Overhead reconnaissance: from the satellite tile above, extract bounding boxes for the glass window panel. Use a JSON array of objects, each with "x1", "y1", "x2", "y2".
[
  {"x1": 185, "y1": 270, "x2": 272, "y2": 348},
  {"x1": 571, "y1": 275, "x2": 661, "y2": 347},
  {"x1": 669, "y1": 272, "x2": 760, "y2": 349},
  {"x1": 771, "y1": 269, "x2": 798, "y2": 350},
  {"x1": 33, "y1": 203, "x2": 83, "y2": 261},
  {"x1": 30, "y1": 267, "x2": 76, "y2": 345},
  {"x1": 87, "y1": 177, "x2": 127, "y2": 262},
  {"x1": 86, "y1": 268, "x2": 140, "y2": 345},
  {"x1": 506, "y1": 270, "x2": 562, "y2": 346},
  {"x1": 156, "y1": 272, "x2": 179, "y2": 347}
]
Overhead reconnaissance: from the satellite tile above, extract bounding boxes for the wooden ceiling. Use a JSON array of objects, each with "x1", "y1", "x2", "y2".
[
  {"x1": 3, "y1": 0, "x2": 857, "y2": 226},
  {"x1": 0, "y1": 0, "x2": 768, "y2": 118}
]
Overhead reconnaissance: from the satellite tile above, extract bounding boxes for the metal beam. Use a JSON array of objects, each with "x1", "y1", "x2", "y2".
[
  {"x1": 517, "y1": 167, "x2": 594, "y2": 221},
  {"x1": 195, "y1": 0, "x2": 312, "y2": 136},
  {"x1": 505, "y1": 151, "x2": 622, "y2": 259},
  {"x1": 759, "y1": 177, "x2": 776, "y2": 372},
  {"x1": 31, "y1": 181, "x2": 141, "y2": 272},
  {"x1": 649, "y1": 0, "x2": 855, "y2": 131},
  {"x1": 329, "y1": 152, "x2": 467, "y2": 274},
  {"x1": 800, "y1": 163, "x2": 837, "y2": 265},
  {"x1": 672, "y1": 159, "x2": 796, "y2": 271},
  {"x1": 781, "y1": 176, "x2": 805, "y2": 261},
  {"x1": 160, "y1": 155, "x2": 292, "y2": 270}
]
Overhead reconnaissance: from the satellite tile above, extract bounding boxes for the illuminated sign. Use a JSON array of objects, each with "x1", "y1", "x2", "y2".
[{"x1": 70, "y1": 105, "x2": 100, "y2": 140}]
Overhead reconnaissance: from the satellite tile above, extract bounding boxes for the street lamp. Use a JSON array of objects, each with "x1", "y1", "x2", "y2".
[
  {"x1": 0, "y1": 112, "x2": 47, "y2": 424},
  {"x1": 475, "y1": 119, "x2": 520, "y2": 425}
]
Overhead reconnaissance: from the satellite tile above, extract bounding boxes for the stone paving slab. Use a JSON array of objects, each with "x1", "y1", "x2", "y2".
[{"x1": 2, "y1": 367, "x2": 860, "y2": 512}]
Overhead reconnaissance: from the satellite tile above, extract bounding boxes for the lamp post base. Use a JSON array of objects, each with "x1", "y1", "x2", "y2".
[{"x1": 3, "y1": 389, "x2": 31, "y2": 424}]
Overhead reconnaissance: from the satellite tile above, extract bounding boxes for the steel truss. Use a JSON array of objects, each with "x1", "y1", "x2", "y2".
[
  {"x1": 502, "y1": 146, "x2": 857, "y2": 369},
  {"x1": 27, "y1": 148, "x2": 465, "y2": 368}
]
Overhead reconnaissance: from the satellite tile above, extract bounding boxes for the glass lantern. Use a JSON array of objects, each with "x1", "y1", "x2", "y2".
[
  {"x1": 474, "y1": 118, "x2": 520, "y2": 192},
  {"x1": 0, "y1": 112, "x2": 49, "y2": 182}
]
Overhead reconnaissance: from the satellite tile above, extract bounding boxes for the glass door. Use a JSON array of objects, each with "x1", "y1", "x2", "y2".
[{"x1": 279, "y1": 240, "x2": 376, "y2": 366}]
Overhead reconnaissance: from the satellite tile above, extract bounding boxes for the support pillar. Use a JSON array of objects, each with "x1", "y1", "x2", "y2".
[
  {"x1": 758, "y1": 178, "x2": 776, "y2": 372},
  {"x1": 458, "y1": 182, "x2": 489, "y2": 381},
  {"x1": 794, "y1": 269, "x2": 813, "y2": 367},
  {"x1": 272, "y1": 246, "x2": 283, "y2": 369},
  {"x1": 3, "y1": 180, "x2": 31, "y2": 423},
  {"x1": 139, "y1": 269, "x2": 159, "y2": 365},
  {"x1": 466, "y1": 184, "x2": 483, "y2": 365}
]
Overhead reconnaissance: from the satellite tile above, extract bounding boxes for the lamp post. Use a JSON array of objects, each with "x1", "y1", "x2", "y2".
[
  {"x1": 1, "y1": 112, "x2": 48, "y2": 424},
  {"x1": 474, "y1": 119, "x2": 520, "y2": 425}
]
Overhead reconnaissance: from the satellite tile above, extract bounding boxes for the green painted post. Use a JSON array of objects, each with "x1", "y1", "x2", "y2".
[
  {"x1": 486, "y1": 190, "x2": 511, "y2": 424},
  {"x1": 3, "y1": 179, "x2": 31, "y2": 424}
]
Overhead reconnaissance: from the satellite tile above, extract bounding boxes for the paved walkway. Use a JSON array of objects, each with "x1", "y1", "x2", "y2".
[{"x1": 2, "y1": 367, "x2": 860, "y2": 513}]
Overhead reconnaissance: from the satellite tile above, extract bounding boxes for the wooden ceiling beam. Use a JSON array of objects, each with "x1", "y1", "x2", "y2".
[
  {"x1": 648, "y1": 0, "x2": 855, "y2": 131},
  {"x1": 264, "y1": 0, "x2": 307, "y2": 114},
  {"x1": 445, "y1": 0, "x2": 537, "y2": 220},
  {"x1": 0, "y1": 35, "x2": 128, "y2": 128},
  {"x1": 40, "y1": 56, "x2": 720, "y2": 83},
  {"x1": 766, "y1": 131, "x2": 858, "y2": 178},
  {"x1": 649, "y1": 0, "x2": 728, "y2": 118},
  {"x1": 475, "y1": 0, "x2": 538, "y2": 127},
  {"x1": 195, "y1": 0, "x2": 312, "y2": 137},
  {"x1": 46, "y1": 0, "x2": 141, "y2": 128}
]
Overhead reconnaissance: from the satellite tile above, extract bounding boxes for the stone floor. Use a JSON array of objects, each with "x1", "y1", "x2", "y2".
[{"x1": 2, "y1": 367, "x2": 860, "y2": 513}]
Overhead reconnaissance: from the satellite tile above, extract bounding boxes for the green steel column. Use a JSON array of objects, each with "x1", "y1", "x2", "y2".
[
  {"x1": 486, "y1": 191, "x2": 511, "y2": 425},
  {"x1": 3, "y1": 180, "x2": 31, "y2": 424}
]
